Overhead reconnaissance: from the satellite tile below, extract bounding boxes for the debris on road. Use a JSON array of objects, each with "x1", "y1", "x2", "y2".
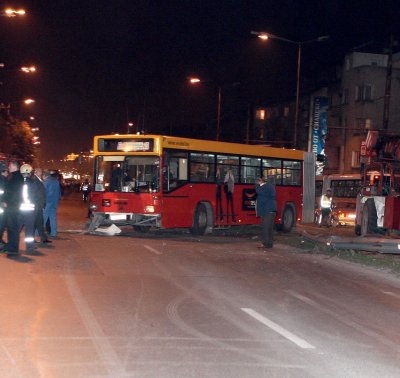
[
  {"x1": 327, "y1": 236, "x2": 400, "y2": 254},
  {"x1": 94, "y1": 224, "x2": 122, "y2": 236}
]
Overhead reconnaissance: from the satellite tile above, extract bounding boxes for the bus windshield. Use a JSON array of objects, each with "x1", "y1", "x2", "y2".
[{"x1": 94, "y1": 155, "x2": 160, "y2": 193}]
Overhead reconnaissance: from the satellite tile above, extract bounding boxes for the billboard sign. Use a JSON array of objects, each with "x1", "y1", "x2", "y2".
[{"x1": 311, "y1": 97, "x2": 328, "y2": 175}]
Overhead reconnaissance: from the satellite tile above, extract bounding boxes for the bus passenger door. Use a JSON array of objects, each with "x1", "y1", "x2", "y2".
[{"x1": 162, "y1": 155, "x2": 191, "y2": 228}]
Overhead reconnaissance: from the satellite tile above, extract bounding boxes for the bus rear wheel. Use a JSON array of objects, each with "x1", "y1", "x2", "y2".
[
  {"x1": 279, "y1": 206, "x2": 295, "y2": 233},
  {"x1": 190, "y1": 203, "x2": 208, "y2": 236}
]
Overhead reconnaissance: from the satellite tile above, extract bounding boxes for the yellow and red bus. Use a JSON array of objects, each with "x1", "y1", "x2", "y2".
[{"x1": 88, "y1": 134, "x2": 312, "y2": 234}]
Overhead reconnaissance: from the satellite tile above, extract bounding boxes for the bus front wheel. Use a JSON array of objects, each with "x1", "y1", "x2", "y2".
[
  {"x1": 190, "y1": 203, "x2": 208, "y2": 236},
  {"x1": 133, "y1": 225, "x2": 150, "y2": 233}
]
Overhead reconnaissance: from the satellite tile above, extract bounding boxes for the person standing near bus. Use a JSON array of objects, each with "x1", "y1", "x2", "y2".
[
  {"x1": 32, "y1": 167, "x2": 52, "y2": 245},
  {"x1": 319, "y1": 188, "x2": 333, "y2": 226},
  {"x1": 43, "y1": 170, "x2": 62, "y2": 239},
  {"x1": 255, "y1": 176, "x2": 277, "y2": 248},
  {"x1": 0, "y1": 162, "x2": 9, "y2": 247},
  {"x1": 224, "y1": 168, "x2": 235, "y2": 222},
  {"x1": 215, "y1": 167, "x2": 223, "y2": 221},
  {"x1": 1, "y1": 160, "x2": 24, "y2": 255}
]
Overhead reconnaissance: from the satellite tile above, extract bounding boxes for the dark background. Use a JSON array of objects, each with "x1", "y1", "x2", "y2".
[{"x1": 0, "y1": 0, "x2": 399, "y2": 160}]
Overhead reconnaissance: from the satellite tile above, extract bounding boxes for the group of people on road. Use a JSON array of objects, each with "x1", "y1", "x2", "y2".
[{"x1": 0, "y1": 160, "x2": 62, "y2": 257}]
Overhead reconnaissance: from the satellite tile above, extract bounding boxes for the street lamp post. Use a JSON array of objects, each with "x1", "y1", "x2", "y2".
[
  {"x1": 216, "y1": 86, "x2": 222, "y2": 141},
  {"x1": 251, "y1": 31, "x2": 329, "y2": 148},
  {"x1": 189, "y1": 77, "x2": 223, "y2": 141},
  {"x1": 127, "y1": 122, "x2": 134, "y2": 134},
  {"x1": 1, "y1": 98, "x2": 35, "y2": 116}
]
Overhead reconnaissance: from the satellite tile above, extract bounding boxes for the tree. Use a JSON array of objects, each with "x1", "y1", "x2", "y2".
[{"x1": 0, "y1": 115, "x2": 35, "y2": 163}]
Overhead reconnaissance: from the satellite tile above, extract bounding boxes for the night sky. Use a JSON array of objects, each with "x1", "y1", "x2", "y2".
[{"x1": 1, "y1": 1, "x2": 399, "y2": 161}]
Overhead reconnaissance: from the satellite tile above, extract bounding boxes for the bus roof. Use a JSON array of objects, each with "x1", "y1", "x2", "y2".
[{"x1": 94, "y1": 134, "x2": 305, "y2": 160}]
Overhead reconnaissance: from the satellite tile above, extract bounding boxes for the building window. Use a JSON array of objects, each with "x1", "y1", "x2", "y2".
[
  {"x1": 283, "y1": 106, "x2": 289, "y2": 117},
  {"x1": 351, "y1": 151, "x2": 360, "y2": 168},
  {"x1": 364, "y1": 85, "x2": 372, "y2": 101},
  {"x1": 255, "y1": 109, "x2": 266, "y2": 120},
  {"x1": 355, "y1": 85, "x2": 373, "y2": 102},
  {"x1": 356, "y1": 118, "x2": 364, "y2": 129},
  {"x1": 346, "y1": 58, "x2": 350, "y2": 70},
  {"x1": 341, "y1": 88, "x2": 349, "y2": 105},
  {"x1": 355, "y1": 86, "x2": 360, "y2": 101}
]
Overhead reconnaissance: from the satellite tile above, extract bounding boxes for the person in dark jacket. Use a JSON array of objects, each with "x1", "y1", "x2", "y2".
[
  {"x1": 0, "y1": 162, "x2": 9, "y2": 246},
  {"x1": 32, "y1": 167, "x2": 52, "y2": 245},
  {"x1": 255, "y1": 176, "x2": 277, "y2": 249},
  {"x1": 43, "y1": 170, "x2": 62, "y2": 238},
  {"x1": 1, "y1": 160, "x2": 24, "y2": 255}
]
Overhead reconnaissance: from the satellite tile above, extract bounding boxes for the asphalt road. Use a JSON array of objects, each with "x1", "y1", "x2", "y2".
[{"x1": 1, "y1": 193, "x2": 400, "y2": 377}]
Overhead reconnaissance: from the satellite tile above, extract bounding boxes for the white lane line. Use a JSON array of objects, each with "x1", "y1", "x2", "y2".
[
  {"x1": 0, "y1": 344, "x2": 22, "y2": 377},
  {"x1": 382, "y1": 291, "x2": 400, "y2": 299},
  {"x1": 144, "y1": 245, "x2": 162, "y2": 255},
  {"x1": 241, "y1": 308, "x2": 315, "y2": 350},
  {"x1": 64, "y1": 275, "x2": 126, "y2": 376}
]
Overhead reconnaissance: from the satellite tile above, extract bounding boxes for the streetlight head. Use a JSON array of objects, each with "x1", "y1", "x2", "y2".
[
  {"x1": 189, "y1": 77, "x2": 201, "y2": 84},
  {"x1": 250, "y1": 31, "x2": 269, "y2": 40},
  {"x1": 21, "y1": 66, "x2": 36, "y2": 73},
  {"x1": 258, "y1": 34, "x2": 269, "y2": 41},
  {"x1": 24, "y1": 98, "x2": 35, "y2": 104},
  {"x1": 316, "y1": 35, "x2": 329, "y2": 42},
  {"x1": 4, "y1": 8, "x2": 26, "y2": 17}
]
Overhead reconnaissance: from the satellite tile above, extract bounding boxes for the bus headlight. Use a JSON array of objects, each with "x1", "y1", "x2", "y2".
[
  {"x1": 89, "y1": 204, "x2": 98, "y2": 211},
  {"x1": 144, "y1": 205, "x2": 154, "y2": 213}
]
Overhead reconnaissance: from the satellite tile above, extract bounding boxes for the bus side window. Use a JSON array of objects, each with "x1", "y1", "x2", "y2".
[{"x1": 163, "y1": 155, "x2": 188, "y2": 192}]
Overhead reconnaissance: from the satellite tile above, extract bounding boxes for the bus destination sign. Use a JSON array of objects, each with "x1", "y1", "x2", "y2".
[{"x1": 98, "y1": 138, "x2": 154, "y2": 152}]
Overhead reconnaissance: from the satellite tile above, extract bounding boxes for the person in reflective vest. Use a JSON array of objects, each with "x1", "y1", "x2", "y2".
[
  {"x1": 81, "y1": 179, "x2": 91, "y2": 202},
  {"x1": 319, "y1": 188, "x2": 333, "y2": 226},
  {"x1": 19, "y1": 164, "x2": 37, "y2": 253}
]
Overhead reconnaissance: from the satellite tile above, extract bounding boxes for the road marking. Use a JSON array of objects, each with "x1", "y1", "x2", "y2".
[
  {"x1": 64, "y1": 274, "x2": 126, "y2": 376},
  {"x1": 144, "y1": 245, "x2": 162, "y2": 255},
  {"x1": 382, "y1": 291, "x2": 400, "y2": 299},
  {"x1": 241, "y1": 308, "x2": 315, "y2": 349}
]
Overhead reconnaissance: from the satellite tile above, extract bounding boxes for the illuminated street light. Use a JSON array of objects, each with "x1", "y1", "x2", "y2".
[
  {"x1": 188, "y1": 77, "x2": 222, "y2": 141},
  {"x1": 189, "y1": 77, "x2": 201, "y2": 84},
  {"x1": 251, "y1": 30, "x2": 329, "y2": 148},
  {"x1": 21, "y1": 66, "x2": 36, "y2": 73},
  {"x1": 127, "y1": 122, "x2": 134, "y2": 134},
  {"x1": 1, "y1": 98, "x2": 35, "y2": 116},
  {"x1": 3, "y1": 8, "x2": 26, "y2": 17}
]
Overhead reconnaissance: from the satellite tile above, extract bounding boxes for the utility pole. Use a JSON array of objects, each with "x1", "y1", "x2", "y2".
[{"x1": 382, "y1": 35, "x2": 393, "y2": 131}]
